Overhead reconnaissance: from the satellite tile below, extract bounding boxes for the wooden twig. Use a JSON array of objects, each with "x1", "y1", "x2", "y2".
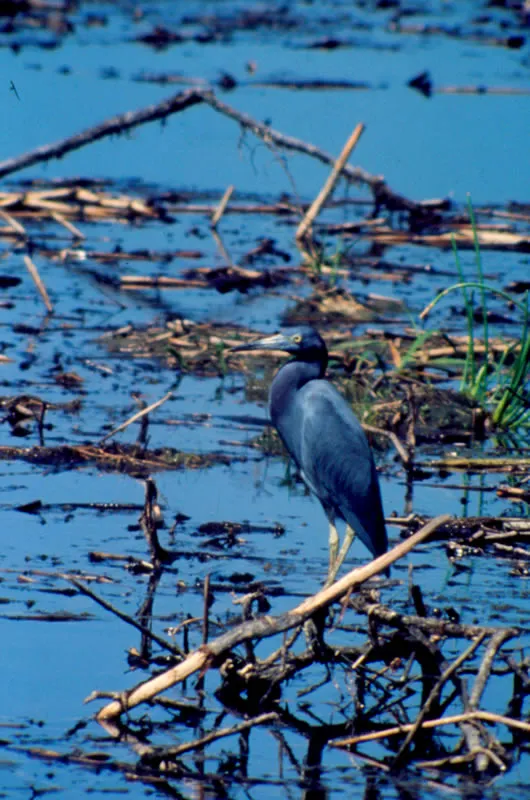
[
  {"x1": 331, "y1": 709, "x2": 530, "y2": 747},
  {"x1": 95, "y1": 514, "x2": 450, "y2": 720},
  {"x1": 202, "y1": 574, "x2": 211, "y2": 645},
  {"x1": 470, "y1": 629, "x2": 515, "y2": 710},
  {"x1": 211, "y1": 185, "x2": 234, "y2": 228},
  {"x1": 140, "y1": 477, "x2": 171, "y2": 564},
  {"x1": 348, "y1": 595, "x2": 516, "y2": 640},
  {"x1": 362, "y1": 424, "x2": 410, "y2": 466},
  {"x1": 142, "y1": 711, "x2": 277, "y2": 760},
  {"x1": 99, "y1": 391, "x2": 173, "y2": 445},
  {"x1": 459, "y1": 628, "x2": 517, "y2": 773},
  {"x1": 390, "y1": 514, "x2": 530, "y2": 534},
  {"x1": 50, "y1": 211, "x2": 85, "y2": 239},
  {"x1": 200, "y1": 91, "x2": 380, "y2": 192},
  {"x1": 66, "y1": 576, "x2": 182, "y2": 657},
  {"x1": 24, "y1": 255, "x2": 53, "y2": 313},
  {"x1": 0, "y1": 207, "x2": 26, "y2": 234},
  {"x1": 391, "y1": 632, "x2": 488, "y2": 769},
  {"x1": 416, "y1": 456, "x2": 530, "y2": 472},
  {"x1": 497, "y1": 485, "x2": 530, "y2": 502},
  {"x1": 296, "y1": 123, "x2": 364, "y2": 240},
  {"x1": 0, "y1": 89, "x2": 204, "y2": 180}
]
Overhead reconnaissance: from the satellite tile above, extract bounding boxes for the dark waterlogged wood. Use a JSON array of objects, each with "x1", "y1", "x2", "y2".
[{"x1": 0, "y1": 89, "x2": 204, "y2": 180}]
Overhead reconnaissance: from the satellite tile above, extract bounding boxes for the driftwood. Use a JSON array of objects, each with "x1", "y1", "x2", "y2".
[
  {"x1": 0, "y1": 90, "x2": 203, "y2": 180},
  {"x1": 331, "y1": 709, "x2": 530, "y2": 746},
  {"x1": 93, "y1": 515, "x2": 449, "y2": 720},
  {"x1": 53, "y1": 500, "x2": 526, "y2": 783},
  {"x1": 0, "y1": 88, "x2": 424, "y2": 218}
]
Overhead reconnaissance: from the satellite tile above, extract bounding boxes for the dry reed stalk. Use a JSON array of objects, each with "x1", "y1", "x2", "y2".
[
  {"x1": 296, "y1": 123, "x2": 365, "y2": 240},
  {"x1": 99, "y1": 390, "x2": 173, "y2": 445},
  {"x1": 211, "y1": 184, "x2": 234, "y2": 227},
  {"x1": 0, "y1": 208, "x2": 26, "y2": 235},
  {"x1": 23, "y1": 255, "x2": 53, "y2": 313},
  {"x1": 50, "y1": 211, "x2": 84, "y2": 239}
]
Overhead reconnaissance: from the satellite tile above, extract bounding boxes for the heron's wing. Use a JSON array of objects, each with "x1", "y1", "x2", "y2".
[{"x1": 298, "y1": 381, "x2": 387, "y2": 557}]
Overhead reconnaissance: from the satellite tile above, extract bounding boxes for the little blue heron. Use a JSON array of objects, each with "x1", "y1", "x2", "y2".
[{"x1": 232, "y1": 328, "x2": 387, "y2": 584}]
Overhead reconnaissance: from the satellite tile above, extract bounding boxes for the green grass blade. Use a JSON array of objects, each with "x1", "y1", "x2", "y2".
[
  {"x1": 451, "y1": 235, "x2": 475, "y2": 392},
  {"x1": 467, "y1": 195, "x2": 489, "y2": 401}
]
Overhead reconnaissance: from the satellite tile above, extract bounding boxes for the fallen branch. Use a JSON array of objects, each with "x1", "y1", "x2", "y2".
[
  {"x1": 391, "y1": 632, "x2": 487, "y2": 769},
  {"x1": 200, "y1": 91, "x2": 380, "y2": 193},
  {"x1": 139, "y1": 711, "x2": 277, "y2": 762},
  {"x1": 94, "y1": 514, "x2": 450, "y2": 720},
  {"x1": 331, "y1": 709, "x2": 530, "y2": 747},
  {"x1": 0, "y1": 89, "x2": 204, "y2": 181},
  {"x1": 348, "y1": 595, "x2": 514, "y2": 640},
  {"x1": 416, "y1": 456, "x2": 530, "y2": 472},
  {"x1": 0, "y1": 88, "x2": 423, "y2": 217}
]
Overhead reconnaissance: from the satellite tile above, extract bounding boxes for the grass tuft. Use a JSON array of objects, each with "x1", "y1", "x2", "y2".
[{"x1": 420, "y1": 198, "x2": 530, "y2": 430}]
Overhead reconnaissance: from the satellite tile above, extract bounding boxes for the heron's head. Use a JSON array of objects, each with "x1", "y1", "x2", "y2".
[{"x1": 230, "y1": 328, "x2": 327, "y2": 360}]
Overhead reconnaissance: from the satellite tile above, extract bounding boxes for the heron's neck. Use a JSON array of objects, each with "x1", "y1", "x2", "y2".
[{"x1": 269, "y1": 359, "x2": 324, "y2": 427}]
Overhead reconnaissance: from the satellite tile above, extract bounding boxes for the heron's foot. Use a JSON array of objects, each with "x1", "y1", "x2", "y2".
[{"x1": 324, "y1": 525, "x2": 356, "y2": 587}]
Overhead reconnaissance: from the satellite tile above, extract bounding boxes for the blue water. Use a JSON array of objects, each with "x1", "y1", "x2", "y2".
[{"x1": 1, "y1": 1, "x2": 530, "y2": 797}]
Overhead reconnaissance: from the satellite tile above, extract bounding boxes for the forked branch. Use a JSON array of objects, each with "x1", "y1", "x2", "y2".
[{"x1": 94, "y1": 514, "x2": 449, "y2": 721}]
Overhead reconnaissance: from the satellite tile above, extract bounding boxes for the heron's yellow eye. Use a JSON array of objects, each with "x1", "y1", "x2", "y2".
[{"x1": 292, "y1": 334, "x2": 302, "y2": 344}]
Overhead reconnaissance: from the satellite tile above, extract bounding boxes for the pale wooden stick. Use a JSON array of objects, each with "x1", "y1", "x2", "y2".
[
  {"x1": 95, "y1": 514, "x2": 450, "y2": 720},
  {"x1": 296, "y1": 123, "x2": 365, "y2": 240},
  {"x1": 51, "y1": 211, "x2": 85, "y2": 239},
  {"x1": 24, "y1": 254, "x2": 53, "y2": 313},
  {"x1": 469, "y1": 629, "x2": 514, "y2": 709},
  {"x1": 99, "y1": 390, "x2": 173, "y2": 445},
  {"x1": 0, "y1": 207, "x2": 26, "y2": 235},
  {"x1": 331, "y1": 708, "x2": 530, "y2": 748},
  {"x1": 362, "y1": 424, "x2": 410, "y2": 466},
  {"x1": 211, "y1": 184, "x2": 234, "y2": 228}
]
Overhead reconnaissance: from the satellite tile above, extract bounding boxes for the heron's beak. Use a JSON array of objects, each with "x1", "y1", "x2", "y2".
[{"x1": 230, "y1": 333, "x2": 291, "y2": 353}]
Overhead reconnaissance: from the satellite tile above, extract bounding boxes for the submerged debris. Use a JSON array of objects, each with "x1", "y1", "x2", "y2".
[
  {"x1": 283, "y1": 287, "x2": 406, "y2": 325},
  {"x1": 0, "y1": 442, "x2": 244, "y2": 474},
  {"x1": 1, "y1": 5, "x2": 529, "y2": 794},
  {"x1": 78, "y1": 517, "x2": 529, "y2": 784}
]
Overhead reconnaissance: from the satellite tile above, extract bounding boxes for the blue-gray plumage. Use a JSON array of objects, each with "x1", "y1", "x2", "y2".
[{"x1": 231, "y1": 328, "x2": 387, "y2": 583}]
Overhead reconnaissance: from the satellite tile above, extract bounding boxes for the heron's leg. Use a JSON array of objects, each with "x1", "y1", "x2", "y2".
[
  {"x1": 326, "y1": 524, "x2": 356, "y2": 586},
  {"x1": 328, "y1": 520, "x2": 340, "y2": 574}
]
